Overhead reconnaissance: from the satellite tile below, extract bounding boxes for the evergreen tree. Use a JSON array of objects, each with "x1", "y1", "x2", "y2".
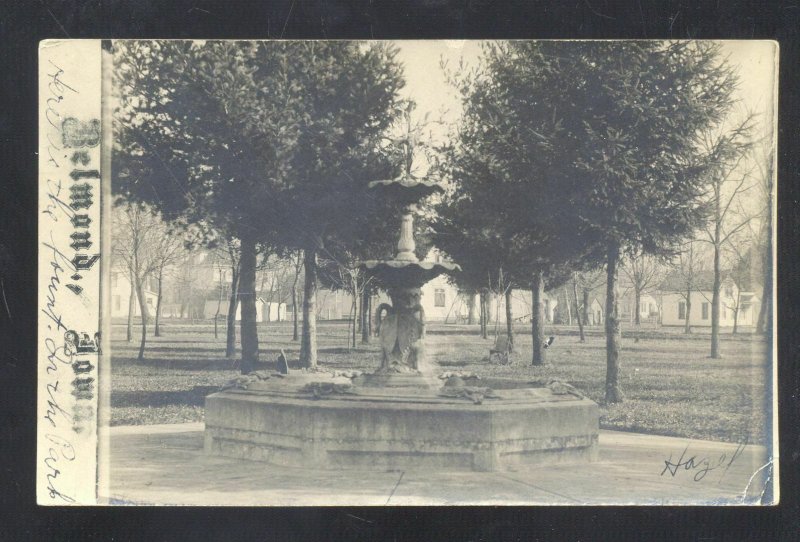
[{"x1": 441, "y1": 41, "x2": 738, "y2": 402}]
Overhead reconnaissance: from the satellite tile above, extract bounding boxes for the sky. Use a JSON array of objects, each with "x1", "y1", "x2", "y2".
[
  {"x1": 391, "y1": 39, "x2": 778, "y2": 144},
  {"x1": 388, "y1": 39, "x2": 778, "y2": 226}
]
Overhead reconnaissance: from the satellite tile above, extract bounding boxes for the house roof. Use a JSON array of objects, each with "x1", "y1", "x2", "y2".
[{"x1": 659, "y1": 270, "x2": 729, "y2": 292}]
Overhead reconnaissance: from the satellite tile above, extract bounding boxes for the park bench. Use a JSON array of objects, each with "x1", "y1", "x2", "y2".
[{"x1": 489, "y1": 334, "x2": 512, "y2": 365}]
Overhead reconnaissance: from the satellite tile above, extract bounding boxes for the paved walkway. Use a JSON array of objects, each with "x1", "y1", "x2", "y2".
[{"x1": 105, "y1": 423, "x2": 772, "y2": 506}]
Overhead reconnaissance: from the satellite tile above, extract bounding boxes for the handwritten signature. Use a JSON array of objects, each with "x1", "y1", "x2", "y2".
[
  {"x1": 43, "y1": 433, "x2": 76, "y2": 503},
  {"x1": 661, "y1": 441, "x2": 747, "y2": 482}
]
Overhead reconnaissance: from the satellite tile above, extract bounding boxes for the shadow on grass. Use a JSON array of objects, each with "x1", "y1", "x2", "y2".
[
  {"x1": 318, "y1": 346, "x2": 380, "y2": 355},
  {"x1": 111, "y1": 386, "x2": 220, "y2": 408},
  {"x1": 112, "y1": 356, "x2": 238, "y2": 371},
  {"x1": 114, "y1": 346, "x2": 245, "y2": 356},
  {"x1": 112, "y1": 338, "x2": 229, "y2": 345}
]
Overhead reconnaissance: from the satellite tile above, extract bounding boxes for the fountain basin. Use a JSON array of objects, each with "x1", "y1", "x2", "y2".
[{"x1": 204, "y1": 376, "x2": 599, "y2": 471}]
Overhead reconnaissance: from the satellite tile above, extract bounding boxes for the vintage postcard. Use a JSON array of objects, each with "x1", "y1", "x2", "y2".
[{"x1": 38, "y1": 39, "x2": 778, "y2": 505}]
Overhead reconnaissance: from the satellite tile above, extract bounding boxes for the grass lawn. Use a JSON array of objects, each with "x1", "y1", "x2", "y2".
[{"x1": 111, "y1": 320, "x2": 770, "y2": 444}]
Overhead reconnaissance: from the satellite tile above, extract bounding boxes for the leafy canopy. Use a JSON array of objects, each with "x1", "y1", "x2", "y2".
[{"x1": 114, "y1": 40, "x2": 406, "y2": 253}]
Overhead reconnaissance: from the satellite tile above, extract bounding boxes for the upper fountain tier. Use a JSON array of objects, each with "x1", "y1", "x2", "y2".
[
  {"x1": 360, "y1": 174, "x2": 459, "y2": 289},
  {"x1": 368, "y1": 174, "x2": 446, "y2": 206}
]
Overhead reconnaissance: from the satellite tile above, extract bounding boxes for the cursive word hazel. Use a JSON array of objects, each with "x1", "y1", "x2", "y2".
[{"x1": 661, "y1": 441, "x2": 747, "y2": 482}]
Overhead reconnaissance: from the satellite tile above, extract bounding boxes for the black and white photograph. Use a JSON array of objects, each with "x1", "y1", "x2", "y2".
[{"x1": 38, "y1": 38, "x2": 778, "y2": 506}]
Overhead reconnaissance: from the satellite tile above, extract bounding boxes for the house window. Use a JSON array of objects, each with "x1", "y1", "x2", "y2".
[
  {"x1": 701, "y1": 302, "x2": 709, "y2": 320},
  {"x1": 111, "y1": 273, "x2": 119, "y2": 287},
  {"x1": 146, "y1": 298, "x2": 153, "y2": 306},
  {"x1": 113, "y1": 295, "x2": 121, "y2": 311},
  {"x1": 434, "y1": 288, "x2": 446, "y2": 307},
  {"x1": 678, "y1": 301, "x2": 686, "y2": 320}
]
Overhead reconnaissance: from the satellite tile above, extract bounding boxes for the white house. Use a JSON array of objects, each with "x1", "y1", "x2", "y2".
[
  {"x1": 110, "y1": 269, "x2": 158, "y2": 318},
  {"x1": 659, "y1": 271, "x2": 760, "y2": 328}
]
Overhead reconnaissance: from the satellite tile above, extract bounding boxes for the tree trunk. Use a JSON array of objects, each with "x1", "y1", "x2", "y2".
[
  {"x1": 633, "y1": 287, "x2": 641, "y2": 343},
  {"x1": 356, "y1": 280, "x2": 362, "y2": 334},
  {"x1": 574, "y1": 277, "x2": 585, "y2": 342},
  {"x1": 505, "y1": 287, "x2": 514, "y2": 352},
  {"x1": 214, "y1": 268, "x2": 223, "y2": 339},
  {"x1": 605, "y1": 244, "x2": 623, "y2": 404},
  {"x1": 479, "y1": 289, "x2": 488, "y2": 339},
  {"x1": 710, "y1": 241, "x2": 722, "y2": 358},
  {"x1": 292, "y1": 284, "x2": 299, "y2": 341},
  {"x1": 563, "y1": 286, "x2": 572, "y2": 325},
  {"x1": 361, "y1": 285, "x2": 371, "y2": 344},
  {"x1": 467, "y1": 293, "x2": 477, "y2": 325},
  {"x1": 238, "y1": 236, "x2": 259, "y2": 374},
  {"x1": 126, "y1": 272, "x2": 135, "y2": 342},
  {"x1": 583, "y1": 288, "x2": 590, "y2": 327},
  {"x1": 300, "y1": 248, "x2": 318, "y2": 368},
  {"x1": 531, "y1": 271, "x2": 547, "y2": 366},
  {"x1": 684, "y1": 289, "x2": 692, "y2": 335},
  {"x1": 134, "y1": 278, "x2": 148, "y2": 361},
  {"x1": 367, "y1": 292, "x2": 373, "y2": 337},
  {"x1": 350, "y1": 275, "x2": 358, "y2": 349},
  {"x1": 225, "y1": 267, "x2": 239, "y2": 358},
  {"x1": 154, "y1": 268, "x2": 164, "y2": 337}
]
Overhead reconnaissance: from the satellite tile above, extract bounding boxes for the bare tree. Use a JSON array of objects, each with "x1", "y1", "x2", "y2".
[
  {"x1": 289, "y1": 251, "x2": 303, "y2": 342},
  {"x1": 212, "y1": 263, "x2": 225, "y2": 339},
  {"x1": 674, "y1": 240, "x2": 709, "y2": 335},
  {"x1": 699, "y1": 114, "x2": 757, "y2": 357},
  {"x1": 723, "y1": 235, "x2": 756, "y2": 335},
  {"x1": 621, "y1": 252, "x2": 666, "y2": 342},
  {"x1": 752, "y1": 138, "x2": 775, "y2": 337},
  {"x1": 152, "y1": 232, "x2": 184, "y2": 338},
  {"x1": 113, "y1": 203, "x2": 179, "y2": 360},
  {"x1": 572, "y1": 273, "x2": 585, "y2": 342},
  {"x1": 463, "y1": 289, "x2": 477, "y2": 325},
  {"x1": 575, "y1": 269, "x2": 605, "y2": 332},
  {"x1": 257, "y1": 253, "x2": 293, "y2": 323}
]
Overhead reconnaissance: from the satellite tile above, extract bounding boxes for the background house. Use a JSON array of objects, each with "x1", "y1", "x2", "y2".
[
  {"x1": 659, "y1": 270, "x2": 759, "y2": 328},
  {"x1": 110, "y1": 268, "x2": 158, "y2": 318}
]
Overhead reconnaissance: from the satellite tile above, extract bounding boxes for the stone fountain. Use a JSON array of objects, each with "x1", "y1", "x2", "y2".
[
  {"x1": 355, "y1": 175, "x2": 458, "y2": 388},
  {"x1": 204, "y1": 112, "x2": 599, "y2": 472}
]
